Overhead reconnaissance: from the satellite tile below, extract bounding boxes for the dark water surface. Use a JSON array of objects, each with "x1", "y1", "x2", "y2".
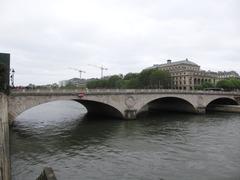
[{"x1": 10, "y1": 101, "x2": 240, "y2": 180}]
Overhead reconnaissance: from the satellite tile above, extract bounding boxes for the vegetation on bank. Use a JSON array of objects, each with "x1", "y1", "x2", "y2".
[
  {"x1": 216, "y1": 78, "x2": 240, "y2": 91},
  {"x1": 196, "y1": 78, "x2": 240, "y2": 91},
  {"x1": 87, "y1": 70, "x2": 240, "y2": 90},
  {"x1": 87, "y1": 69, "x2": 172, "y2": 89},
  {"x1": 11, "y1": 68, "x2": 240, "y2": 91}
]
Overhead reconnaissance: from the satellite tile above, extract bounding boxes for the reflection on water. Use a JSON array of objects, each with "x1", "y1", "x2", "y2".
[{"x1": 11, "y1": 101, "x2": 240, "y2": 180}]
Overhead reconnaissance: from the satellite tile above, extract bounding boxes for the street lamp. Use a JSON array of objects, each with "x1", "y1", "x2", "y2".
[{"x1": 10, "y1": 68, "x2": 15, "y2": 87}]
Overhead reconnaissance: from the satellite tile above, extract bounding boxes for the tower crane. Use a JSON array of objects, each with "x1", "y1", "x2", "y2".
[
  {"x1": 69, "y1": 67, "x2": 86, "y2": 79},
  {"x1": 88, "y1": 64, "x2": 108, "y2": 78}
]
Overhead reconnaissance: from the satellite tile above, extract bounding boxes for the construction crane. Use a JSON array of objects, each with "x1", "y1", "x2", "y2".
[
  {"x1": 88, "y1": 64, "x2": 108, "y2": 78},
  {"x1": 69, "y1": 67, "x2": 86, "y2": 79}
]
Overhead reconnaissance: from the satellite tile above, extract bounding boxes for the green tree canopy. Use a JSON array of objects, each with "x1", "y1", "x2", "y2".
[
  {"x1": 216, "y1": 78, "x2": 240, "y2": 91},
  {"x1": 87, "y1": 69, "x2": 172, "y2": 89}
]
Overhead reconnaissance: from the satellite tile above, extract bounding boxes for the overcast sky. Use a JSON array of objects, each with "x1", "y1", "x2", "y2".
[{"x1": 0, "y1": 0, "x2": 239, "y2": 85}]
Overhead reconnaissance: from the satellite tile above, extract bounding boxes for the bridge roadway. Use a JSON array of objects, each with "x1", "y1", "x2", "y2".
[{"x1": 8, "y1": 89, "x2": 240, "y2": 124}]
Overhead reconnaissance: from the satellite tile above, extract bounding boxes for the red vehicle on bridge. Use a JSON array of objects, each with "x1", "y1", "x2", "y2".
[{"x1": 78, "y1": 92, "x2": 85, "y2": 98}]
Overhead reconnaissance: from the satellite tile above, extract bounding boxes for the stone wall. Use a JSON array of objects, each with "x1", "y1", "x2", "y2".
[{"x1": 0, "y1": 93, "x2": 10, "y2": 180}]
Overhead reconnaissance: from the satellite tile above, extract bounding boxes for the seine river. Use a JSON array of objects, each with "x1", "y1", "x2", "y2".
[{"x1": 10, "y1": 101, "x2": 240, "y2": 180}]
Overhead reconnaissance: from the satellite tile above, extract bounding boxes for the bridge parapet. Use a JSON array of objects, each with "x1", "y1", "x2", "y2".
[{"x1": 11, "y1": 89, "x2": 240, "y2": 96}]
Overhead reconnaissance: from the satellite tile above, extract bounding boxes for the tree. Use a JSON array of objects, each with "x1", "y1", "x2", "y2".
[
  {"x1": 230, "y1": 78, "x2": 240, "y2": 89},
  {"x1": 124, "y1": 73, "x2": 139, "y2": 80},
  {"x1": 216, "y1": 79, "x2": 235, "y2": 91},
  {"x1": 124, "y1": 78, "x2": 140, "y2": 89},
  {"x1": 107, "y1": 75, "x2": 123, "y2": 88},
  {"x1": 196, "y1": 81, "x2": 215, "y2": 90},
  {"x1": 149, "y1": 69, "x2": 171, "y2": 88},
  {"x1": 86, "y1": 70, "x2": 172, "y2": 89},
  {"x1": 138, "y1": 69, "x2": 153, "y2": 88},
  {"x1": 138, "y1": 69, "x2": 171, "y2": 89}
]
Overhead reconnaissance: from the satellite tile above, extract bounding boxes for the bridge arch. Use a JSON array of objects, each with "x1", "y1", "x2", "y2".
[
  {"x1": 137, "y1": 96, "x2": 197, "y2": 115},
  {"x1": 8, "y1": 95, "x2": 124, "y2": 123},
  {"x1": 206, "y1": 97, "x2": 238, "y2": 110},
  {"x1": 75, "y1": 99, "x2": 124, "y2": 119}
]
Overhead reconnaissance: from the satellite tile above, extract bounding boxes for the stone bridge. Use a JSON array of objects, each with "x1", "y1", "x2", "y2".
[
  {"x1": 8, "y1": 89, "x2": 240, "y2": 122},
  {"x1": 8, "y1": 89, "x2": 240, "y2": 124}
]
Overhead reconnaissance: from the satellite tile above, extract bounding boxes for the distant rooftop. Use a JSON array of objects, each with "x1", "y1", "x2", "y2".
[{"x1": 154, "y1": 59, "x2": 199, "y2": 67}]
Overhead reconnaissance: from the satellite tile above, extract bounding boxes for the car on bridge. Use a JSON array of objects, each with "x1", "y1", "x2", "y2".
[{"x1": 78, "y1": 92, "x2": 85, "y2": 98}]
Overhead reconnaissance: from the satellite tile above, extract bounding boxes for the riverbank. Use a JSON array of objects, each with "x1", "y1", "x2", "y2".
[{"x1": 0, "y1": 93, "x2": 10, "y2": 180}]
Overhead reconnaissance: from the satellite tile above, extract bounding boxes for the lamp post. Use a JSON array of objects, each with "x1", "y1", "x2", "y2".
[{"x1": 10, "y1": 68, "x2": 15, "y2": 87}]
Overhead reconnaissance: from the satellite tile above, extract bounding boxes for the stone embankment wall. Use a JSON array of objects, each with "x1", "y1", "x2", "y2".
[{"x1": 0, "y1": 93, "x2": 10, "y2": 180}]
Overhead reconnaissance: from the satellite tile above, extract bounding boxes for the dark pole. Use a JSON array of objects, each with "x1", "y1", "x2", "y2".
[{"x1": 11, "y1": 68, "x2": 15, "y2": 87}]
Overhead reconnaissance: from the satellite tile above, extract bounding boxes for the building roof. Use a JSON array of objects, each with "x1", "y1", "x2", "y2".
[
  {"x1": 217, "y1": 71, "x2": 239, "y2": 75},
  {"x1": 154, "y1": 59, "x2": 199, "y2": 68}
]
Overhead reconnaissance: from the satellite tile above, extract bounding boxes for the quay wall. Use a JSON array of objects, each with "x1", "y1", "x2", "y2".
[{"x1": 0, "y1": 93, "x2": 10, "y2": 180}]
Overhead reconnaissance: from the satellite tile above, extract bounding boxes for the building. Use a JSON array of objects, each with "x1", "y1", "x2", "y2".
[
  {"x1": 217, "y1": 71, "x2": 239, "y2": 79},
  {"x1": 0, "y1": 53, "x2": 10, "y2": 94},
  {"x1": 147, "y1": 59, "x2": 218, "y2": 90},
  {"x1": 59, "y1": 78, "x2": 86, "y2": 87}
]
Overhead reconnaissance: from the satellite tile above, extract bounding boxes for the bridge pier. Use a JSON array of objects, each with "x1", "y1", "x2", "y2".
[
  {"x1": 195, "y1": 107, "x2": 206, "y2": 114},
  {"x1": 124, "y1": 109, "x2": 137, "y2": 120},
  {"x1": 234, "y1": 96, "x2": 240, "y2": 105}
]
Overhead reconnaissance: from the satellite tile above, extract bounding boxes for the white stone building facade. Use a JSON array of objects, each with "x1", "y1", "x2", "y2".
[{"x1": 147, "y1": 59, "x2": 239, "y2": 90}]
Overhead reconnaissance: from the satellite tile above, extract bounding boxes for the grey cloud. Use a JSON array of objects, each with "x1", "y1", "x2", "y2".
[{"x1": 0, "y1": 0, "x2": 239, "y2": 85}]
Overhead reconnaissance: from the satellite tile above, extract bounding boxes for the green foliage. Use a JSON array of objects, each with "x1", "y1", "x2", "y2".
[
  {"x1": 138, "y1": 69, "x2": 152, "y2": 88},
  {"x1": 124, "y1": 78, "x2": 140, "y2": 89},
  {"x1": 138, "y1": 69, "x2": 171, "y2": 89},
  {"x1": 149, "y1": 69, "x2": 171, "y2": 88},
  {"x1": 86, "y1": 69, "x2": 172, "y2": 89},
  {"x1": 107, "y1": 75, "x2": 123, "y2": 88},
  {"x1": 196, "y1": 81, "x2": 215, "y2": 90},
  {"x1": 87, "y1": 79, "x2": 108, "y2": 89},
  {"x1": 216, "y1": 78, "x2": 240, "y2": 90},
  {"x1": 124, "y1": 73, "x2": 138, "y2": 80}
]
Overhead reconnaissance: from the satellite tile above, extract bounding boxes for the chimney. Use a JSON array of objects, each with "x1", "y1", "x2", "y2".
[{"x1": 167, "y1": 59, "x2": 171, "y2": 64}]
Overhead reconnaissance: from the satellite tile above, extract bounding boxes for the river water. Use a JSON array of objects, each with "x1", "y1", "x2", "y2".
[{"x1": 10, "y1": 101, "x2": 240, "y2": 180}]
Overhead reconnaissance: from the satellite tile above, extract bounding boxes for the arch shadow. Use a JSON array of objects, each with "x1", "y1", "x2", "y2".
[
  {"x1": 12, "y1": 99, "x2": 123, "y2": 122},
  {"x1": 206, "y1": 97, "x2": 238, "y2": 112},
  {"x1": 75, "y1": 99, "x2": 123, "y2": 119},
  {"x1": 137, "y1": 97, "x2": 196, "y2": 117}
]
